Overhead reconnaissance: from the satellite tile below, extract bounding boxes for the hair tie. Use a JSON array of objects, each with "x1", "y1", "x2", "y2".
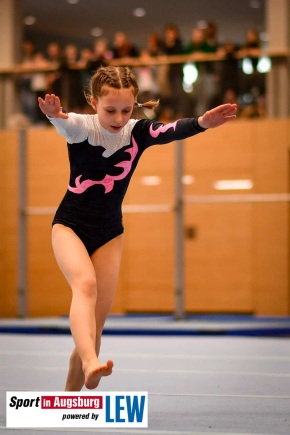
[{"x1": 137, "y1": 103, "x2": 143, "y2": 108}]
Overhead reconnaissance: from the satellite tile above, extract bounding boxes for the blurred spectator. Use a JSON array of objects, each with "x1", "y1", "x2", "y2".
[
  {"x1": 160, "y1": 24, "x2": 185, "y2": 118},
  {"x1": 60, "y1": 43, "x2": 84, "y2": 111},
  {"x1": 133, "y1": 50, "x2": 160, "y2": 111},
  {"x1": 46, "y1": 41, "x2": 63, "y2": 67},
  {"x1": 19, "y1": 39, "x2": 38, "y2": 123},
  {"x1": 77, "y1": 47, "x2": 94, "y2": 113},
  {"x1": 185, "y1": 27, "x2": 207, "y2": 54},
  {"x1": 193, "y1": 21, "x2": 221, "y2": 113},
  {"x1": 184, "y1": 23, "x2": 221, "y2": 114},
  {"x1": 238, "y1": 28, "x2": 265, "y2": 102},
  {"x1": 63, "y1": 43, "x2": 79, "y2": 66},
  {"x1": 147, "y1": 32, "x2": 163, "y2": 57},
  {"x1": 21, "y1": 39, "x2": 36, "y2": 61},
  {"x1": 79, "y1": 39, "x2": 113, "y2": 112},
  {"x1": 218, "y1": 40, "x2": 240, "y2": 99},
  {"x1": 132, "y1": 32, "x2": 163, "y2": 117},
  {"x1": 161, "y1": 23, "x2": 184, "y2": 55},
  {"x1": 239, "y1": 28, "x2": 261, "y2": 55},
  {"x1": 30, "y1": 52, "x2": 50, "y2": 123},
  {"x1": 203, "y1": 21, "x2": 220, "y2": 53},
  {"x1": 111, "y1": 32, "x2": 139, "y2": 58},
  {"x1": 238, "y1": 27, "x2": 261, "y2": 76},
  {"x1": 184, "y1": 27, "x2": 209, "y2": 115},
  {"x1": 87, "y1": 38, "x2": 112, "y2": 73},
  {"x1": 46, "y1": 41, "x2": 63, "y2": 96},
  {"x1": 222, "y1": 88, "x2": 239, "y2": 105},
  {"x1": 78, "y1": 47, "x2": 93, "y2": 69}
]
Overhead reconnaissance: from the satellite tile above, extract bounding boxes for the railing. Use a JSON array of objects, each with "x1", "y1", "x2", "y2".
[{"x1": 1, "y1": 49, "x2": 290, "y2": 128}]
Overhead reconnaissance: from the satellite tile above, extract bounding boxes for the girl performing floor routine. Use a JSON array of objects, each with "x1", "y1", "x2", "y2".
[{"x1": 38, "y1": 65, "x2": 237, "y2": 391}]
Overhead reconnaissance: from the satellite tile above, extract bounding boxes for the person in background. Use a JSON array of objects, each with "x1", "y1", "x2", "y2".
[
  {"x1": 30, "y1": 51, "x2": 51, "y2": 123},
  {"x1": 185, "y1": 27, "x2": 207, "y2": 54},
  {"x1": 60, "y1": 43, "x2": 84, "y2": 111},
  {"x1": 196, "y1": 21, "x2": 222, "y2": 113},
  {"x1": 238, "y1": 28, "x2": 265, "y2": 109},
  {"x1": 160, "y1": 23, "x2": 185, "y2": 119},
  {"x1": 184, "y1": 27, "x2": 214, "y2": 115},
  {"x1": 146, "y1": 32, "x2": 163, "y2": 57},
  {"x1": 19, "y1": 40, "x2": 38, "y2": 123},
  {"x1": 46, "y1": 41, "x2": 63, "y2": 97},
  {"x1": 86, "y1": 38, "x2": 112, "y2": 73},
  {"x1": 111, "y1": 31, "x2": 139, "y2": 58},
  {"x1": 133, "y1": 32, "x2": 163, "y2": 111},
  {"x1": 215, "y1": 40, "x2": 240, "y2": 107},
  {"x1": 78, "y1": 47, "x2": 94, "y2": 112}
]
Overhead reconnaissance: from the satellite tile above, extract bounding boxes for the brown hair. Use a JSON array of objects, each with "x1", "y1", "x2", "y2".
[{"x1": 85, "y1": 65, "x2": 159, "y2": 110}]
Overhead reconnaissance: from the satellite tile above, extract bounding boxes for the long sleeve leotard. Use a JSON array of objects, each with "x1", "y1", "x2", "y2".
[{"x1": 49, "y1": 113, "x2": 206, "y2": 254}]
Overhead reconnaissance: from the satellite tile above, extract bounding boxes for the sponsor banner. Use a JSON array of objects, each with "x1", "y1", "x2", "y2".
[{"x1": 6, "y1": 391, "x2": 148, "y2": 428}]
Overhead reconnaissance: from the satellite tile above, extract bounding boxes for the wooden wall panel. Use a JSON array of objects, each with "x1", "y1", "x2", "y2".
[
  {"x1": 25, "y1": 129, "x2": 70, "y2": 316},
  {"x1": 252, "y1": 118, "x2": 289, "y2": 193},
  {"x1": 0, "y1": 131, "x2": 18, "y2": 317},
  {"x1": 120, "y1": 212, "x2": 174, "y2": 312},
  {"x1": 27, "y1": 128, "x2": 69, "y2": 207},
  {"x1": 184, "y1": 203, "x2": 253, "y2": 312},
  {"x1": 252, "y1": 203, "x2": 289, "y2": 314},
  {"x1": 123, "y1": 142, "x2": 175, "y2": 204},
  {"x1": 120, "y1": 142, "x2": 175, "y2": 312},
  {"x1": 251, "y1": 119, "x2": 290, "y2": 314},
  {"x1": 27, "y1": 215, "x2": 70, "y2": 317},
  {"x1": 0, "y1": 118, "x2": 290, "y2": 317}
]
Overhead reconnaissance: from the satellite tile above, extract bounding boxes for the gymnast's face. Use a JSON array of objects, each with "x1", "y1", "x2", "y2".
[{"x1": 92, "y1": 86, "x2": 135, "y2": 134}]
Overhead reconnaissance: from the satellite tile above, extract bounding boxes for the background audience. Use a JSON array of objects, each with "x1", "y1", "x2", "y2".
[{"x1": 17, "y1": 21, "x2": 267, "y2": 123}]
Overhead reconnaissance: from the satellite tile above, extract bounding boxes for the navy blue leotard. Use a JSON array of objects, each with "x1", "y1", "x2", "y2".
[{"x1": 49, "y1": 114, "x2": 206, "y2": 255}]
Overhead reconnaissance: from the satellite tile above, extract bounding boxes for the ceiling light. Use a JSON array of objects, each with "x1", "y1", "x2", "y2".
[
  {"x1": 133, "y1": 8, "x2": 146, "y2": 17},
  {"x1": 197, "y1": 20, "x2": 207, "y2": 29},
  {"x1": 23, "y1": 16, "x2": 36, "y2": 25},
  {"x1": 213, "y1": 179, "x2": 254, "y2": 190},
  {"x1": 183, "y1": 62, "x2": 199, "y2": 93},
  {"x1": 242, "y1": 58, "x2": 254, "y2": 75},
  {"x1": 67, "y1": 0, "x2": 80, "y2": 4},
  {"x1": 90, "y1": 27, "x2": 103, "y2": 37},
  {"x1": 257, "y1": 56, "x2": 271, "y2": 73}
]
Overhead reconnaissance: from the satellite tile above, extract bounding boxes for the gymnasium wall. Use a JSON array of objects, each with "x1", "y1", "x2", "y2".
[{"x1": 0, "y1": 118, "x2": 289, "y2": 317}]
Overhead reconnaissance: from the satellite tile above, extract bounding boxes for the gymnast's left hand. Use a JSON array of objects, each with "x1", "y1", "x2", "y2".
[{"x1": 198, "y1": 103, "x2": 237, "y2": 129}]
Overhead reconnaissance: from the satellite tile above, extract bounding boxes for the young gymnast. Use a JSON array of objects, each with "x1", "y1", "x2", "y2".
[{"x1": 38, "y1": 65, "x2": 237, "y2": 391}]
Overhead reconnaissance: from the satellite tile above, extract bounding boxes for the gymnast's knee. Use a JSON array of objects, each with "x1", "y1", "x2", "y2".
[{"x1": 72, "y1": 275, "x2": 97, "y2": 300}]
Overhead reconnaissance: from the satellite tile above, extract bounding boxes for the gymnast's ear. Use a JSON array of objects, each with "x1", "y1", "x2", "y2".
[{"x1": 91, "y1": 97, "x2": 98, "y2": 111}]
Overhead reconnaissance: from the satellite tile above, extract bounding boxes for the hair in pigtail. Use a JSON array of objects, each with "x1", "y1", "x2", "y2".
[
  {"x1": 137, "y1": 100, "x2": 160, "y2": 110},
  {"x1": 133, "y1": 100, "x2": 160, "y2": 120}
]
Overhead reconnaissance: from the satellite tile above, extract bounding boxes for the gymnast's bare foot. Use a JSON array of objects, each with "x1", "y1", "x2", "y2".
[{"x1": 84, "y1": 359, "x2": 114, "y2": 390}]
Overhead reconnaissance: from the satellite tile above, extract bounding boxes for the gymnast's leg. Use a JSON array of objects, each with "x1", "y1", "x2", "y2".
[
  {"x1": 86, "y1": 233, "x2": 123, "y2": 389},
  {"x1": 63, "y1": 233, "x2": 123, "y2": 390},
  {"x1": 52, "y1": 224, "x2": 122, "y2": 390}
]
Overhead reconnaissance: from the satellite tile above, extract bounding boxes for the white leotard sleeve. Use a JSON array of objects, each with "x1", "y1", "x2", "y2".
[{"x1": 47, "y1": 112, "x2": 88, "y2": 144}]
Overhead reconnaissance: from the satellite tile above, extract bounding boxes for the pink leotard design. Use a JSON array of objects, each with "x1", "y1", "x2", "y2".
[
  {"x1": 68, "y1": 136, "x2": 139, "y2": 194},
  {"x1": 149, "y1": 121, "x2": 177, "y2": 138},
  {"x1": 52, "y1": 117, "x2": 205, "y2": 254}
]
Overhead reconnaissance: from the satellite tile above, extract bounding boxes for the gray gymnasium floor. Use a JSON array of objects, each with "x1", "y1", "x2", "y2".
[{"x1": 0, "y1": 315, "x2": 290, "y2": 435}]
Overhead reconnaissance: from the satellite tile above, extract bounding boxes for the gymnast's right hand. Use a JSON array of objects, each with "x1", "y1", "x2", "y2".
[{"x1": 38, "y1": 94, "x2": 69, "y2": 119}]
